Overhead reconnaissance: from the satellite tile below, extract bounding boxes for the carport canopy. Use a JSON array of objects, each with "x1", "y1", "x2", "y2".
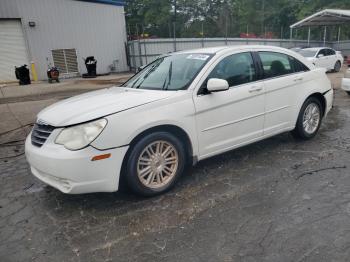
[
  {"x1": 289, "y1": 9, "x2": 350, "y2": 45},
  {"x1": 290, "y1": 9, "x2": 350, "y2": 28}
]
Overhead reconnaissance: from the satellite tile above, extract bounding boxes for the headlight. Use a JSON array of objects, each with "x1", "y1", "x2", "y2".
[{"x1": 55, "y1": 119, "x2": 107, "y2": 150}]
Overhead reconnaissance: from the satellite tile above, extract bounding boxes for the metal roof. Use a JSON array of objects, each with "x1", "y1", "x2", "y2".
[
  {"x1": 76, "y1": 0, "x2": 125, "y2": 6},
  {"x1": 290, "y1": 9, "x2": 350, "y2": 28}
]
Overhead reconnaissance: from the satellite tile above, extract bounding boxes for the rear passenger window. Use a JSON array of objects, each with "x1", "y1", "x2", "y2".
[
  {"x1": 327, "y1": 49, "x2": 336, "y2": 56},
  {"x1": 289, "y1": 56, "x2": 310, "y2": 73},
  {"x1": 317, "y1": 49, "x2": 327, "y2": 57},
  {"x1": 208, "y1": 52, "x2": 257, "y2": 87},
  {"x1": 259, "y1": 52, "x2": 293, "y2": 78}
]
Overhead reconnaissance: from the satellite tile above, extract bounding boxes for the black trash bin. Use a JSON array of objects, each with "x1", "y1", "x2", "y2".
[
  {"x1": 83, "y1": 56, "x2": 97, "y2": 78},
  {"x1": 15, "y1": 65, "x2": 31, "y2": 85},
  {"x1": 47, "y1": 66, "x2": 60, "y2": 83}
]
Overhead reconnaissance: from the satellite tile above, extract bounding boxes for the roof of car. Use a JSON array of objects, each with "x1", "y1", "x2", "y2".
[
  {"x1": 176, "y1": 45, "x2": 296, "y2": 55},
  {"x1": 302, "y1": 47, "x2": 332, "y2": 51}
]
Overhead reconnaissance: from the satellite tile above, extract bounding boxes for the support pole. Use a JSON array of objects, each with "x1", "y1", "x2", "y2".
[
  {"x1": 338, "y1": 26, "x2": 341, "y2": 43},
  {"x1": 280, "y1": 26, "x2": 283, "y2": 39},
  {"x1": 323, "y1": 26, "x2": 327, "y2": 46},
  {"x1": 201, "y1": 21, "x2": 204, "y2": 47},
  {"x1": 290, "y1": 28, "x2": 293, "y2": 40},
  {"x1": 136, "y1": 24, "x2": 142, "y2": 67},
  {"x1": 307, "y1": 27, "x2": 311, "y2": 47},
  {"x1": 173, "y1": 0, "x2": 177, "y2": 52},
  {"x1": 142, "y1": 25, "x2": 148, "y2": 64},
  {"x1": 247, "y1": 24, "x2": 249, "y2": 44},
  {"x1": 225, "y1": 19, "x2": 228, "y2": 45}
]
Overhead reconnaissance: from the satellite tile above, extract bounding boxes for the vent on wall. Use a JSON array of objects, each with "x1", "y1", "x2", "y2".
[{"x1": 52, "y1": 49, "x2": 78, "y2": 74}]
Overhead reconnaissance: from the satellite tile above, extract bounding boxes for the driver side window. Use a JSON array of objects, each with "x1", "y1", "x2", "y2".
[{"x1": 208, "y1": 52, "x2": 257, "y2": 87}]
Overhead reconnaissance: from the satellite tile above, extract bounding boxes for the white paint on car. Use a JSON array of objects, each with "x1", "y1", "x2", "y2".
[{"x1": 25, "y1": 45, "x2": 333, "y2": 194}]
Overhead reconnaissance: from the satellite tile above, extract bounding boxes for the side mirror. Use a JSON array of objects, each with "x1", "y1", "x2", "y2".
[
  {"x1": 317, "y1": 54, "x2": 324, "y2": 58},
  {"x1": 207, "y1": 78, "x2": 229, "y2": 92}
]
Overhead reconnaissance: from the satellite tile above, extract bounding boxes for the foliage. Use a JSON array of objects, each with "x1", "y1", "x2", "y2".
[{"x1": 125, "y1": 0, "x2": 350, "y2": 39}]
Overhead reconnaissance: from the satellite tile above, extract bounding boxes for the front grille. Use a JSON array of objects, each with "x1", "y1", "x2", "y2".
[{"x1": 31, "y1": 123, "x2": 55, "y2": 147}]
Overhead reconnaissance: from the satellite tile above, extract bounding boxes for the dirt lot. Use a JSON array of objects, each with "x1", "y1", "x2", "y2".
[{"x1": 1, "y1": 69, "x2": 350, "y2": 262}]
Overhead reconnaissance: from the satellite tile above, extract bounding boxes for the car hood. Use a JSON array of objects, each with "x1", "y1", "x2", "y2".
[{"x1": 37, "y1": 87, "x2": 176, "y2": 126}]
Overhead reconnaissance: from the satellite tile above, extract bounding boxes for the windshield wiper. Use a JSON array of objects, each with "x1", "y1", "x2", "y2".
[
  {"x1": 133, "y1": 63, "x2": 159, "y2": 89},
  {"x1": 162, "y1": 61, "x2": 173, "y2": 90}
]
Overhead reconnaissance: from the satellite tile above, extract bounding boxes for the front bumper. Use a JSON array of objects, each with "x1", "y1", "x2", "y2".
[
  {"x1": 25, "y1": 134, "x2": 128, "y2": 194},
  {"x1": 341, "y1": 78, "x2": 350, "y2": 91}
]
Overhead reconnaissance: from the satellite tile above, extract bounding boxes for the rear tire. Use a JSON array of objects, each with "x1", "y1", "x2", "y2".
[
  {"x1": 347, "y1": 91, "x2": 350, "y2": 96},
  {"x1": 124, "y1": 132, "x2": 186, "y2": 196},
  {"x1": 292, "y1": 97, "x2": 323, "y2": 140},
  {"x1": 334, "y1": 61, "x2": 341, "y2": 72}
]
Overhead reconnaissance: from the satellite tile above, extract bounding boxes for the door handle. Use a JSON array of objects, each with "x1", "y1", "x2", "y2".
[
  {"x1": 294, "y1": 77, "x2": 303, "y2": 82},
  {"x1": 249, "y1": 86, "x2": 262, "y2": 93}
]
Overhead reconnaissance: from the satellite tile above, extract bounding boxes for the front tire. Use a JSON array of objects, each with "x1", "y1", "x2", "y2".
[
  {"x1": 292, "y1": 97, "x2": 323, "y2": 140},
  {"x1": 125, "y1": 132, "x2": 186, "y2": 196},
  {"x1": 346, "y1": 91, "x2": 350, "y2": 96}
]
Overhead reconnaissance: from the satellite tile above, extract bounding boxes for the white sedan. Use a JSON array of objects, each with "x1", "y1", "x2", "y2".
[
  {"x1": 341, "y1": 68, "x2": 350, "y2": 95},
  {"x1": 299, "y1": 47, "x2": 343, "y2": 72},
  {"x1": 25, "y1": 45, "x2": 333, "y2": 196}
]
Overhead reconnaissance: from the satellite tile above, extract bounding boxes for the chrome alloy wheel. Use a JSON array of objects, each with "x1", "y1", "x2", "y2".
[
  {"x1": 303, "y1": 103, "x2": 320, "y2": 135},
  {"x1": 137, "y1": 140, "x2": 179, "y2": 189}
]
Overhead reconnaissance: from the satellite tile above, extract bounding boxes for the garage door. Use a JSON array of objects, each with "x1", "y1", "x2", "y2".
[{"x1": 0, "y1": 20, "x2": 29, "y2": 82}]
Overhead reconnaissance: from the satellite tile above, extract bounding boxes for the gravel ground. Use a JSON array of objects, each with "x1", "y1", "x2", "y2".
[{"x1": 1, "y1": 70, "x2": 350, "y2": 262}]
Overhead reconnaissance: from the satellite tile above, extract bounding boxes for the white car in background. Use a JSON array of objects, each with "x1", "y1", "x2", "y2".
[
  {"x1": 299, "y1": 47, "x2": 343, "y2": 72},
  {"x1": 25, "y1": 45, "x2": 333, "y2": 196},
  {"x1": 341, "y1": 68, "x2": 350, "y2": 95}
]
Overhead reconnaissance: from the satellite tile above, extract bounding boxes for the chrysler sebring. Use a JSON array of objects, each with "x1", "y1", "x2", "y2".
[{"x1": 25, "y1": 45, "x2": 333, "y2": 196}]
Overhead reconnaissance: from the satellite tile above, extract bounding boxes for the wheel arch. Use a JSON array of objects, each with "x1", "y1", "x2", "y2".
[
  {"x1": 120, "y1": 124, "x2": 194, "y2": 179},
  {"x1": 307, "y1": 92, "x2": 326, "y2": 117},
  {"x1": 294, "y1": 92, "x2": 327, "y2": 127}
]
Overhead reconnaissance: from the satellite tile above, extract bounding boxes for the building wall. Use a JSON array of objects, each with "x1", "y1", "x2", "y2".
[{"x1": 0, "y1": 0, "x2": 128, "y2": 80}]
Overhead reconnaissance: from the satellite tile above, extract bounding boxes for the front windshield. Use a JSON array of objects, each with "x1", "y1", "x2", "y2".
[
  {"x1": 299, "y1": 50, "x2": 317, "y2": 58},
  {"x1": 122, "y1": 53, "x2": 212, "y2": 90}
]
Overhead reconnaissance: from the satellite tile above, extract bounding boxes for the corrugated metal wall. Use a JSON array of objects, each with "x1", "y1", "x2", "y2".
[
  {"x1": 127, "y1": 38, "x2": 333, "y2": 70},
  {"x1": 0, "y1": 0, "x2": 128, "y2": 80}
]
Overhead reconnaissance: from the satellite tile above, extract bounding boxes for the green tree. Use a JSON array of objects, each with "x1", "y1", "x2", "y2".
[{"x1": 125, "y1": 0, "x2": 350, "y2": 39}]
